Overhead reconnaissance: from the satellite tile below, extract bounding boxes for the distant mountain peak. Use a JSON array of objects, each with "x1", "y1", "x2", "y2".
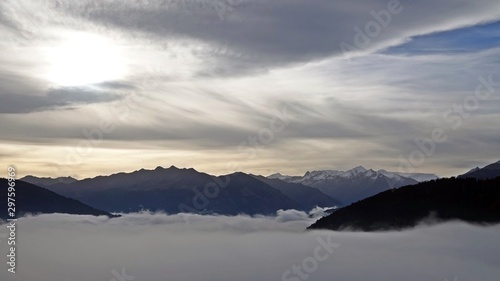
[
  {"x1": 272, "y1": 166, "x2": 419, "y2": 205},
  {"x1": 458, "y1": 160, "x2": 500, "y2": 180},
  {"x1": 466, "y1": 167, "x2": 480, "y2": 174},
  {"x1": 164, "y1": 165, "x2": 197, "y2": 172},
  {"x1": 268, "y1": 173, "x2": 292, "y2": 180},
  {"x1": 346, "y1": 166, "x2": 367, "y2": 176},
  {"x1": 20, "y1": 175, "x2": 78, "y2": 186},
  {"x1": 228, "y1": 171, "x2": 247, "y2": 177},
  {"x1": 351, "y1": 166, "x2": 367, "y2": 172}
]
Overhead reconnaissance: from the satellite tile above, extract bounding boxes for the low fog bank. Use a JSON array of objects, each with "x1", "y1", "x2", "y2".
[{"x1": 0, "y1": 211, "x2": 498, "y2": 281}]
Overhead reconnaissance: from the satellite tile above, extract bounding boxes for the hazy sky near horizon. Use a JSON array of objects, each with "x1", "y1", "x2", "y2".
[{"x1": 1, "y1": 0, "x2": 500, "y2": 179}]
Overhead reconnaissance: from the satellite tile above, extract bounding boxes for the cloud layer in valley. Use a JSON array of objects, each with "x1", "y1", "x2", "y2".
[{"x1": 0, "y1": 212, "x2": 499, "y2": 281}]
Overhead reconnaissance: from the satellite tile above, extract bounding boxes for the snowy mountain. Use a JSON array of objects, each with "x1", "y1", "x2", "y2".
[
  {"x1": 272, "y1": 166, "x2": 419, "y2": 205},
  {"x1": 39, "y1": 166, "x2": 328, "y2": 215},
  {"x1": 267, "y1": 173, "x2": 293, "y2": 180},
  {"x1": 252, "y1": 175, "x2": 342, "y2": 210}
]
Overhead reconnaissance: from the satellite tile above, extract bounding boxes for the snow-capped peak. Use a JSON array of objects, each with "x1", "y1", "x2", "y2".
[
  {"x1": 268, "y1": 173, "x2": 292, "y2": 180},
  {"x1": 342, "y1": 166, "x2": 367, "y2": 178},
  {"x1": 349, "y1": 166, "x2": 367, "y2": 174},
  {"x1": 377, "y1": 169, "x2": 402, "y2": 180},
  {"x1": 285, "y1": 164, "x2": 436, "y2": 185},
  {"x1": 302, "y1": 170, "x2": 344, "y2": 181}
]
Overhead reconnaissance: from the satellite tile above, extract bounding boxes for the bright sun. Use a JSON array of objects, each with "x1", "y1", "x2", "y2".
[{"x1": 46, "y1": 32, "x2": 126, "y2": 87}]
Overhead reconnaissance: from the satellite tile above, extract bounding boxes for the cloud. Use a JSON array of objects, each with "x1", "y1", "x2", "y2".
[
  {"x1": 0, "y1": 213, "x2": 498, "y2": 281},
  {"x1": 3, "y1": 0, "x2": 500, "y2": 76},
  {"x1": 385, "y1": 20, "x2": 500, "y2": 55},
  {"x1": 1, "y1": 0, "x2": 500, "y2": 177},
  {"x1": 58, "y1": 0, "x2": 500, "y2": 75},
  {"x1": 0, "y1": 85, "x2": 123, "y2": 114}
]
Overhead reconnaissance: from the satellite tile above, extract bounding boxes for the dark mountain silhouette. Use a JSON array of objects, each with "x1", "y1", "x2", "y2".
[
  {"x1": 41, "y1": 166, "x2": 217, "y2": 213},
  {"x1": 0, "y1": 179, "x2": 114, "y2": 220},
  {"x1": 308, "y1": 177, "x2": 500, "y2": 231},
  {"x1": 42, "y1": 166, "x2": 303, "y2": 215},
  {"x1": 252, "y1": 175, "x2": 342, "y2": 210},
  {"x1": 188, "y1": 172, "x2": 300, "y2": 215},
  {"x1": 20, "y1": 175, "x2": 77, "y2": 187},
  {"x1": 458, "y1": 160, "x2": 500, "y2": 180}
]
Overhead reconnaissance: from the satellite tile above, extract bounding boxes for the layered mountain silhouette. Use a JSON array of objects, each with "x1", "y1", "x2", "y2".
[
  {"x1": 272, "y1": 166, "x2": 421, "y2": 205},
  {"x1": 308, "y1": 177, "x2": 500, "y2": 231},
  {"x1": 251, "y1": 175, "x2": 342, "y2": 210},
  {"x1": 22, "y1": 161, "x2": 500, "y2": 226},
  {"x1": 0, "y1": 179, "x2": 114, "y2": 220},
  {"x1": 21, "y1": 175, "x2": 77, "y2": 186},
  {"x1": 183, "y1": 172, "x2": 299, "y2": 215},
  {"x1": 36, "y1": 166, "x2": 340, "y2": 215},
  {"x1": 458, "y1": 160, "x2": 500, "y2": 180}
]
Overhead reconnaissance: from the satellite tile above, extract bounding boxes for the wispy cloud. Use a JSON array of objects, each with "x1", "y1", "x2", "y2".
[{"x1": 1, "y1": 0, "x2": 500, "y2": 177}]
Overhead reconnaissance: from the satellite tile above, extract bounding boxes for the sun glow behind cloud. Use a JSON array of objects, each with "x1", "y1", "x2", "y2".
[
  {"x1": 45, "y1": 32, "x2": 127, "y2": 87},
  {"x1": 1, "y1": 0, "x2": 500, "y2": 178}
]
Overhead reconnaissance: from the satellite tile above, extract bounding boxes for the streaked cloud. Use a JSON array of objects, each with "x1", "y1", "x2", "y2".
[{"x1": 0, "y1": 0, "x2": 500, "y2": 177}]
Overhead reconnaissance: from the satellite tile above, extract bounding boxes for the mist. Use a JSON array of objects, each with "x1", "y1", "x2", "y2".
[{"x1": 0, "y1": 211, "x2": 498, "y2": 281}]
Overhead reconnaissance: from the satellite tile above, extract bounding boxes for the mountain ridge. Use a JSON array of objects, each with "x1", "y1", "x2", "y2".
[
  {"x1": 458, "y1": 161, "x2": 500, "y2": 180},
  {"x1": 274, "y1": 167, "x2": 419, "y2": 205},
  {"x1": 35, "y1": 167, "x2": 324, "y2": 215},
  {"x1": 0, "y1": 179, "x2": 115, "y2": 220},
  {"x1": 308, "y1": 177, "x2": 500, "y2": 231}
]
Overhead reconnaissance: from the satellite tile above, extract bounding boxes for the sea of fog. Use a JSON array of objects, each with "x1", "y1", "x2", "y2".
[{"x1": 0, "y1": 210, "x2": 499, "y2": 281}]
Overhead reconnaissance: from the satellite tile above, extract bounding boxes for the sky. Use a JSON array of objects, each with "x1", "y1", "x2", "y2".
[
  {"x1": 1, "y1": 0, "x2": 500, "y2": 179},
  {"x1": 0, "y1": 212, "x2": 499, "y2": 281}
]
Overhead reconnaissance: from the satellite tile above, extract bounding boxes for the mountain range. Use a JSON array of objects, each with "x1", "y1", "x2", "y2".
[
  {"x1": 269, "y1": 166, "x2": 433, "y2": 205},
  {"x1": 308, "y1": 177, "x2": 500, "y2": 231},
  {"x1": 308, "y1": 160, "x2": 500, "y2": 231},
  {"x1": 21, "y1": 165, "x2": 435, "y2": 215},
  {"x1": 0, "y1": 178, "x2": 114, "y2": 220},
  {"x1": 15, "y1": 160, "x2": 500, "y2": 227},
  {"x1": 22, "y1": 166, "x2": 341, "y2": 215},
  {"x1": 20, "y1": 175, "x2": 77, "y2": 186}
]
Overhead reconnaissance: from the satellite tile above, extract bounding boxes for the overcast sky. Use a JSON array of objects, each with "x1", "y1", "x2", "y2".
[{"x1": 1, "y1": 0, "x2": 500, "y2": 179}]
